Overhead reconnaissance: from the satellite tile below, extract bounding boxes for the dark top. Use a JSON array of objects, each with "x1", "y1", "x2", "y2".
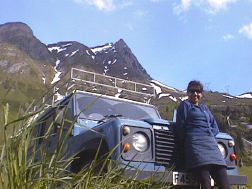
[{"x1": 174, "y1": 100, "x2": 226, "y2": 170}]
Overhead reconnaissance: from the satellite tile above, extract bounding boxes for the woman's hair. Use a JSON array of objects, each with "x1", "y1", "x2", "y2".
[{"x1": 187, "y1": 80, "x2": 204, "y2": 93}]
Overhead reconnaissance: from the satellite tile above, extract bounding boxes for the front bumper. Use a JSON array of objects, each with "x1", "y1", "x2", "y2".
[
  {"x1": 123, "y1": 169, "x2": 248, "y2": 186},
  {"x1": 228, "y1": 174, "x2": 248, "y2": 185}
]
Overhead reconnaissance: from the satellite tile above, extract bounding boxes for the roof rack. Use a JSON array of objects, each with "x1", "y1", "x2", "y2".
[
  {"x1": 72, "y1": 68, "x2": 154, "y2": 95},
  {"x1": 50, "y1": 67, "x2": 155, "y2": 104}
]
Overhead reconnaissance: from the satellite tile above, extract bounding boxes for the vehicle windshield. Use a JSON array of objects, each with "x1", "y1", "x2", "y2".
[{"x1": 75, "y1": 93, "x2": 160, "y2": 120}]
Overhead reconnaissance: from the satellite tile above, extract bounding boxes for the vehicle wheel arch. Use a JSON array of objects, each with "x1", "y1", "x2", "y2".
[{"x1": 70, "y1": 137, "x2": 110, "y2": 173}]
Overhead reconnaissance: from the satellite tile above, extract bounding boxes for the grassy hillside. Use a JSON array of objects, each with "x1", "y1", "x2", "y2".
[
  {"x1": 0, "y1": 43, "x2": 54, "y2": 144},
  {"x1": 240, "y1": 166, "x2": 252, "y2": 187}
]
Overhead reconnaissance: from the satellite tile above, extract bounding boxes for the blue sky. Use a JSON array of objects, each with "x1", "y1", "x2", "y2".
[{"x1": 1, "y1": 0, "x2": 252, "y2": 95}]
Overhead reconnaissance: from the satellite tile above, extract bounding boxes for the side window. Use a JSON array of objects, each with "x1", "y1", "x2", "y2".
[
  {"x1": 54, "y1": 107, "x2": 67, "y2": 132},
  {"x1": 35, "y1": 97, "x2": 73, "y2": 145},
  {"x1": 54, "y1": 105, "x2": 74, "y2": 134},
  {"x1": 37, "y1": 120, "x2": 47, "y2": 144},
  {"x1": 55, "y1": 108, "x2": 64, "y2": 128},
  {"x1": 37, "y1": 109, "x2": 56, "y2": 144}
]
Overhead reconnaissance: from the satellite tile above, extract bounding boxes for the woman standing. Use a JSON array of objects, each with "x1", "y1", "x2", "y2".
[{"x1": 174, "y1": 80, "x2": 230, "y2": 189}]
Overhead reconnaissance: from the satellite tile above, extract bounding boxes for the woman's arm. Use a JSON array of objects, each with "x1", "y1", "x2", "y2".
[
  {"x1": 174, "y1": 101, "x2": 188, "y2": 169},
  {"x1": 175, "y1": 101, "x2": 187, "y2": 143},
  {"x1": 207, "y1": 107, "x2": 220, "y2": 136}
]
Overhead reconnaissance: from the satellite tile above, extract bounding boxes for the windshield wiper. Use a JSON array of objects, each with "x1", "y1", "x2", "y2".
[{"x1": 98, "y1": 114, "x2": 122, "y2": 123}]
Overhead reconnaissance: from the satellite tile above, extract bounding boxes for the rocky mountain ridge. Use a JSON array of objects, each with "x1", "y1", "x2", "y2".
[
  {"x1": 0, "y1": 22, "x2": 252, "y2": 114},
  {"x1": 47, "y1": 39, "x2": 152, "y2": 83},
  {"x1": 0, "y1": 22, "x2": 252, "y2": 163},
  {"x1": 0, "y1": 22, "x2": 55, "y2": 64}
]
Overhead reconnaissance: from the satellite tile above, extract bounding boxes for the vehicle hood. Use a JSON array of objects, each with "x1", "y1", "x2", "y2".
[{"x1": 142, "y1": 118, "x2": 170, "y2": 126}]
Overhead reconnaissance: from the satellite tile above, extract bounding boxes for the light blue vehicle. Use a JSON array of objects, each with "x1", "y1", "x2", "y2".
[{"x1": 34, "y1": 68, "x2": 247, "y2": 188}]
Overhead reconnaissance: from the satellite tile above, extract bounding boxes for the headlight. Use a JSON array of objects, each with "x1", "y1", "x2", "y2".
[
  {"x1": 132, "y1": 132, "x2": 149, "y2": 152},
  {"x1": 228, "y1": 140, "x2": 235, "y2": 147},
  {"x1": 218, "y1": 143, "x2": 227, "y2": 158}
]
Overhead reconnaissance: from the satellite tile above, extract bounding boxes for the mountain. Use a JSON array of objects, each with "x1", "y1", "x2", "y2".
[
  {"x1": 1, "y1": 21, "x2": 252, "y2": 108},
  {"x1": 0, "y1": 22, "x2": 252, "y2": 152},
  {"x1": 47, "y1": 39, "x2": 151, "y2": 83},
  {"x1": 0, "y1": 22, "x2": 154, "y2": 110},
  {"x1": 1, "y1": 22, "x2": 252, "y2": 114},
  {"x1": 0, "y1": 22, "x2": 55, "y2": 64}
]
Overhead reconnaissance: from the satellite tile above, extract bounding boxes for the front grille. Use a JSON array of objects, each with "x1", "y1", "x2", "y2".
[{"x1": 154, "y1": 129, "x2": 175, "y2": 166}]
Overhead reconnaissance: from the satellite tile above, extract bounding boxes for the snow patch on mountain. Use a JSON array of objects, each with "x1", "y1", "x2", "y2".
[
  {"x1": 62, "y1": 43, "x2": 72, "y2": 48},
  {"x1": 55, "y1": 59, "x2": 60, "y2": 67},
  {"x1": 179, "y1": 96, "x2": 188, "y2": 101},
  {"x1": 55, "y1": 91, "x2": 65, "y2": 101},
  {"x1": 236, "y1": 93, "x2": 252, "y2": 99},
  {"x1": 51, "y1": 59, "x2": 62, "y2": 84},
  {"x1": 48, "y1": 46, "x2": 67, "y2": 53},
  {"x1": 86, "y1": 50, "x2": 91, "y2": 55},
  {"x1": 150, "y1": 81, "x2": 177, "y2": 102},
  {"x1": 51, "y1": 71, "x2": 61, "y2": 84},
  {"x1": 70, "y1": 49, "x2": 79, "y2": 57},
  {"x1": 104, "y1": 66, "x2": 109, "y2": 74},
  {"x1": 158, "y1": 93, "x2": 170, "y2": 98},
  {"x1": 169, "y1": 95, "x2": 177, "y2": 102},
  {"x1": 91, "y1": 43, "x2": 113, "y2": 54},
  {"x1": 157, "y1": 93, "x2": 178, "y2": 102},
  {"x1": 115, "y1": 88, "x2": 123, "y2": 98},
  {"x1": 42, "y1": 76, "x2": 46, "y2": 84},
  {"x1": 112, "y1": 59, "x2": 117, "y2": 64},
  {"x1": 151, "y1": 80, "x2": 177, "y2": 91},
  {"x1": 150, "y1": 82, "x2": 162, "y2": 94},
  {"x1": 223, "y1": 94, "x2": 234, "y2": 99},
  {"x1": 48, "y1": 43, "x2": 72, "y2": 54},
  {"x1": 86, "y1": 50, "x2": 95, "y2": 59}
]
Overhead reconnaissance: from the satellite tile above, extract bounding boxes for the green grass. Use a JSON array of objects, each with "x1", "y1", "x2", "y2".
[
  {"x1": 0, "y1": 104, "x2": 172, "y2": 189},
  {"x1": 240, "y1": 166, "x2": 252, "y2": 187}
]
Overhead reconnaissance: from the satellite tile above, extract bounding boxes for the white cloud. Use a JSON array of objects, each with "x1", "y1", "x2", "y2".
[
  {"x1": 173, "y1": 0, "x2": 191, "y2": 15},
  {"x1": 207, "y1": 0, "x2": 237, "y2": 12},
  {"x1": 87, "y1": 0, "x2": 116, "y2": 11},
  {"x1": 150, "y1": 0, "x2": 163, "y2": 2},
  {"x1": 173, "y1": 0, "x2": 237, "y2": 15},
  {"x1": 223, "y1": 34, "x2": 234, "y2": 41},
  {"x1": 72, "y1": 0, "x2": 133, "y2": 11},
  {"x1": 73, "y1": 0, "x2": 116, "y2": 11},
  {"x1": 239, "y1": 22, "x2": 252, "y2": 39}
]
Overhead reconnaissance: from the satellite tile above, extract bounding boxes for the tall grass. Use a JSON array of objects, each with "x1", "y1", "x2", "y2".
[
  {"x1": 240, "y1": 166, "x2": 252, "y2": 187},
  {"x1": 0, "y1": 103, "x2": 171, "y2": 189}
]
